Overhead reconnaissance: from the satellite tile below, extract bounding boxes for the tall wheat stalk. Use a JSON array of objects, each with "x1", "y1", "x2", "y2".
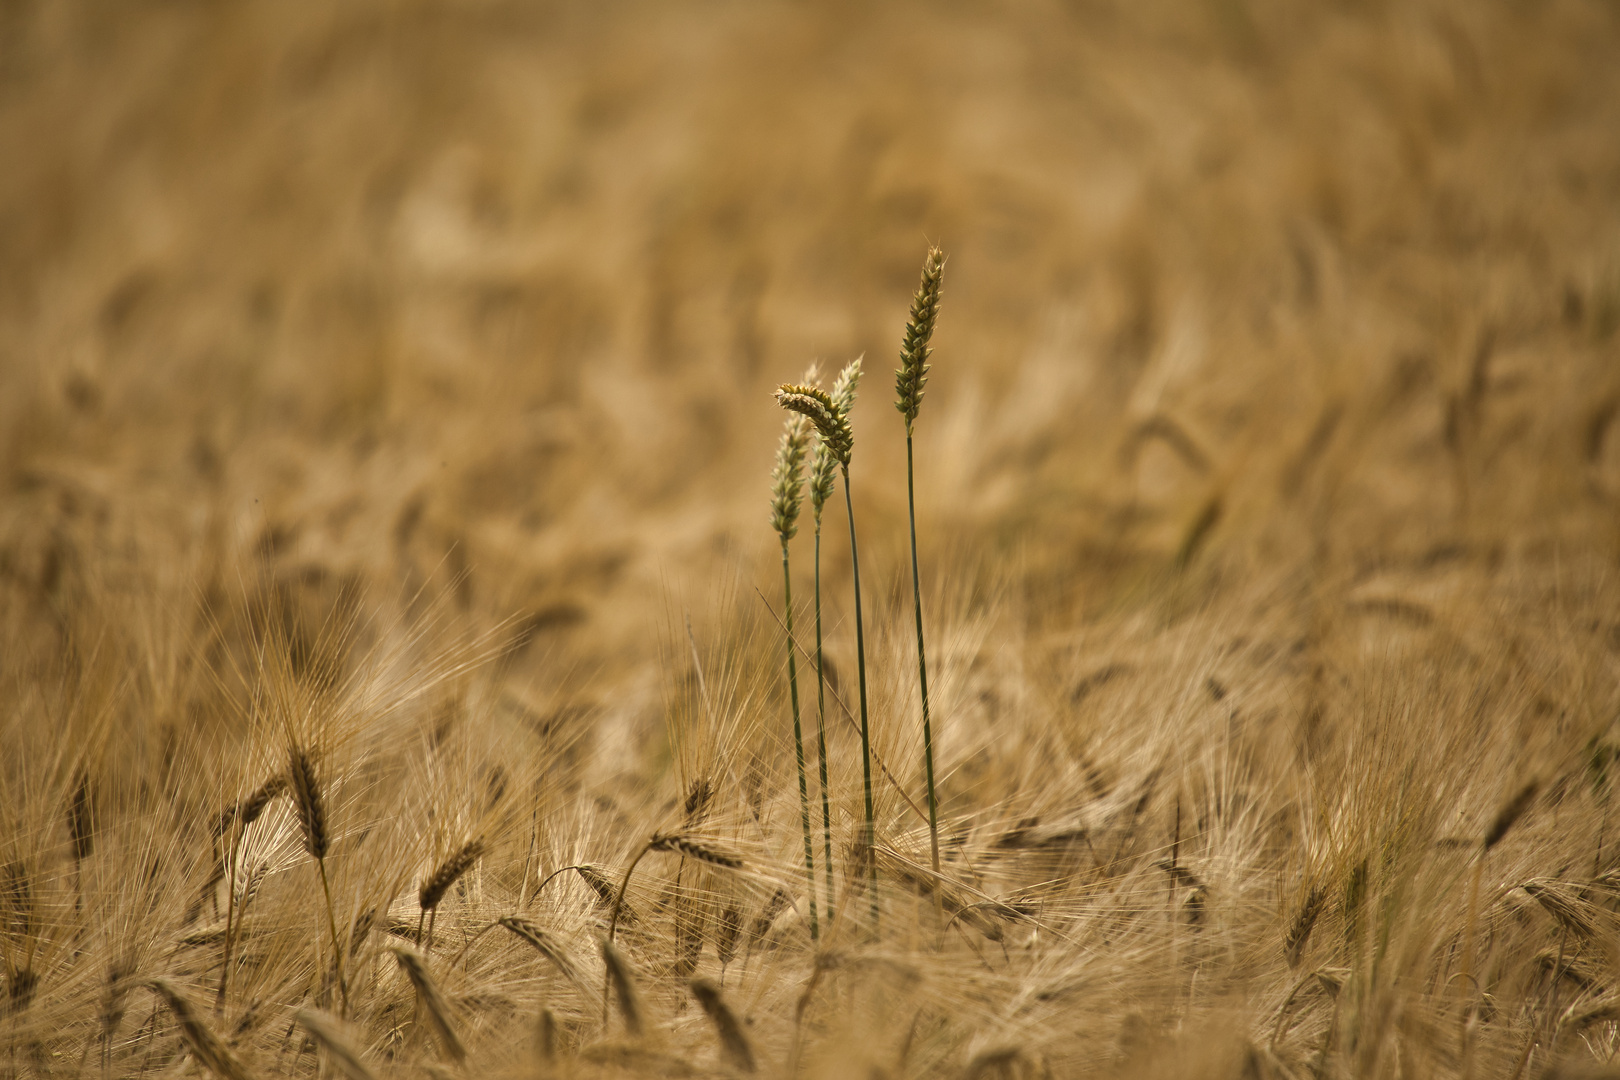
[
  {"x1": 770, "y1": 396, "x2": 819, "y2": 942},
  {"x1": 808, "y1": 383, "x2": 840, "y2": 926},
  {"x1": 895, "y1": 246, "x2": 946, "y2": 876},
  {"x1": 777, "y1": 358, "x2": 877, "y2": 930}
]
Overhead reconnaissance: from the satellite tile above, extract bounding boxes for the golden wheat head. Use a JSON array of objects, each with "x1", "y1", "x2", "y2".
[
  {"x1": 287, "y1": 747, "x2": 328, "y2": 861},
  {"x1": 770, "y1": 412, "x2": 812, "y2": 542},
  {"x1": 776, "y1": 384, "x2": 852, "y2": 466},
  {"x1": 895, "y1": 246, "x2": 944, "y2": 429},
  {"x1": 419, "y1": 838, "x2": 485, "y2": 912}
]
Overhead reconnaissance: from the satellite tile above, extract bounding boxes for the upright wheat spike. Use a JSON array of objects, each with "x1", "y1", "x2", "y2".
[
  {"x1": 778, "y1": 356, "x2": 877, "y2": 931},
  {"x1": 771, "y1": 388, "x2": 819, "y2": 942},
  {"x1": 809, "y1": 371, "x2": 839, "y2": 927},
  {"x1": 418, "y1": 837, "x2": 485, "y2": 953},
  {"x1": 289, "y1": 747, "x2": 348, "y2": 1017},
  {"x1": 896, "y1": 245, "x2": 946, "y2": 877}
]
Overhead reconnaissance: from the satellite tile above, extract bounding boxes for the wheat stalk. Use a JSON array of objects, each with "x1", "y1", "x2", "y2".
[
  {"x1": 782, "y1": 357, "x2": 877, "y2": 928},
  {"x1": 390, "y1": 946, "x2": 466, "y2": 1062},
  {"x1": 771, "y1": 391, "x2": 819, "y2": 941},
  {"x1": 895, "y1": 245, "x2": 946, "y2": 878},
  {"x1": 808, "y1": 390, "x2": 839, "y2": 927}
]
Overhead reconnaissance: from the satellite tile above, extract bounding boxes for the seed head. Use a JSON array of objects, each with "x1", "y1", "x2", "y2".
[
  {"x1": 770, "y1": 412, "x2": 812, "y2": 542},
  {"x1": 895, "y1": 247, "x2": 944, "y2": 430},
  {"x1": 775, "y1": 384, "x2": 849, "y2": 465}
]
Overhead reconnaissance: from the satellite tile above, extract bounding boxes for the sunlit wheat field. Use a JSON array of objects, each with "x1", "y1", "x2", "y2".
[{"x1": 3, "y1": 1, "x2": 1620, "y2": 1077}]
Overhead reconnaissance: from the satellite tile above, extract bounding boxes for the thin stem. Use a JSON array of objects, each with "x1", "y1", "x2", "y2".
[
  {"x1": 782, "y1": 542, "x2": 820, "y2": 942},
  {"x1": 316, "y1": 857, "x2": 349, "y2": 1019},
  {"x1": 813, "y1": 521, "x2": 836, "y2": 926},
  {"x1": 216, "y1": 835, "x2": 238, "y2": 1016},
  {"x1": 605, "y1": 842, "x2": 652, "y2": 1023},
  {"x1": 906, "y1": 432, "x2": 940, "y2": 878},
  {"x1": 842, "y1": 468, "x2": 879, "y2": 932}
]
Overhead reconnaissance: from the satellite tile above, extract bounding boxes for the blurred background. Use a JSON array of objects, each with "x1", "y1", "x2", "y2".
[{"x1": 2, "y1": 0, "x2": 1618, "y2": 713}]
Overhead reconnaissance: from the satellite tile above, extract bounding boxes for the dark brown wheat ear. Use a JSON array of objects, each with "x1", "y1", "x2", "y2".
[{"x1": 287, "y1": 749, "x2": 327, "y2": 860}]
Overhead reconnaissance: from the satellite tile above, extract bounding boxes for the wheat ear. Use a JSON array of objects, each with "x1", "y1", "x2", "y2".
[
  {"x1": 600, "y1": 938, "x2": 643, "y2": 1036},
  {"x1": 217, "y1": 772, "x2": 285, "y2": 1015},
  {"x1": 896, "y1": 245, "x2": 946, "y2": 877},
  {"x1": 295, "y1": 1008, "x2": 376, "y2": 1080},
  {"x1": 418, "y1": 838, "x2": 485, "y2": 952},
  {"x1": 148, "y1": 979, "x2": 254, "y2": 1080},
  {"x1": 690, "y1": 978, "x2": 756, "y2": 1073},
  {"x1": 497, "y1": 915, "x2": 586, "y2": 991},
  {"x1": 289, "y1": 747, "x2": 348, "y2": 1017},
  {"x1": 772, "y1": 397, "x2": 820, "y2": 941},
  {"x1": 390, "y1": 947, "x2": 466, "y2": 1062}
]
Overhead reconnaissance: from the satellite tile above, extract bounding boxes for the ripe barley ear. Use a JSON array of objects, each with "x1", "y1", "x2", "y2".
[
  {"x1": 419, "y1": 838, "x2": 485, "y2": 952},
  {"x1": 895, "y1": 245, "x2": 946, "y2": 877},
  {"x1": 600, "y1": 938, "x2": 644, "y2": 1036},
  {"x1": 295, "y1": 1007, "x2": 377, "y2": 1080},
  {"x1": 771, "y1": 399, "x2": 819, "y2": 941},
  {"x1": 691, "y1": 978, "x2": 756, "y2": 1073},
  {"x1": 148, "y1": 979, "x2": 253, "y2": 1080},
  {"x1": 390, "y1": 947, "x2": 466, "y2": 1062},
  {"x1": 498, "y1": 915, "x2": 586, "y2": 991},
  {"x1": 289, "y1": 746, "x2": 348, "y2": 1017}
]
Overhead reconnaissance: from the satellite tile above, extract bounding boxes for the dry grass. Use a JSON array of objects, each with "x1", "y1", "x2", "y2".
[{"x1": 3, "y1": 0, "x2": 1620, "y2": 1076}]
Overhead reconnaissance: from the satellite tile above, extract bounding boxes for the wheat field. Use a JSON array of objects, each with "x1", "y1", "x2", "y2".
[{"x1": 3, "y1": 1, "x2": 1620, "y2": 1077}]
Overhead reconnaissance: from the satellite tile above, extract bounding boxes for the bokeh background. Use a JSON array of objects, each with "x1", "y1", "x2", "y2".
[{"x1": 3, "y1": 0, "x2": 1619, "y2": 715}]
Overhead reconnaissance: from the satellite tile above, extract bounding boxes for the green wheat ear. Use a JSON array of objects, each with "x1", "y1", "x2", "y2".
[
  {"x1": 896, "y1": 246, "x2": 946, "y2": 878},
  {"x1": 776, "y1": 383, "x2": 852, "y2": 465},
  {"x1": 770, "y1": 411, "x2": 812, "y2": 542},
  {"x1": 895, "y1": 246, "x2": 944, "y2": 432}
]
